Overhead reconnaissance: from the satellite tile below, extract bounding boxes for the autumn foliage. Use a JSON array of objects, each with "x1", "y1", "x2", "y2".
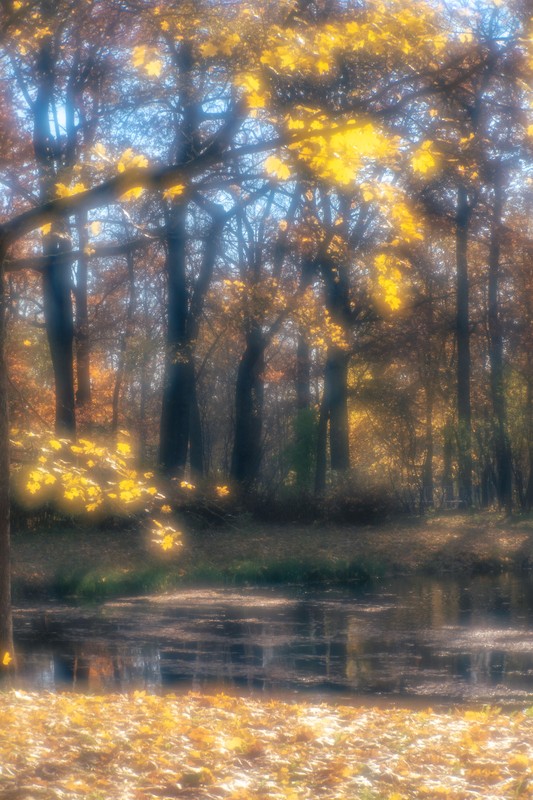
[{"x1": 1, "y1": 691, "x2": 533, "y2": 799}]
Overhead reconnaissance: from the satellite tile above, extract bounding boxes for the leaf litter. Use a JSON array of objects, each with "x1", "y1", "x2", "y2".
[{"x1": 1, "y1": 691, "x2": 533, "y2": 799}]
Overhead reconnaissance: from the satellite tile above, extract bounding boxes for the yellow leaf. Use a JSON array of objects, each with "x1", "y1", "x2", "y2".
[
  {"x1": 40, "y1": 222, "x2": 52, "y2": 235},
  {"x1": 55, "y1": 181, "x2": 87, "y2": 198},
  {"x1": 2, "y1": 652, "x2": 12, "y2": 666},
  {"x1": 89, "y1": 220, "x2": 101, "y2": 236},
  {"x1": 116, "y1": 442, "x2": 131, "y2": 455},
  {"x1": 132, "y1": 45, "x2": 146, "y2": 67},
  {"x1": 200, "y1": 41, "x2": 218, "y2": 57},
  {"x1": 93, "y1": 142, "x2": 107, "y2": 159},
  {"x1": 163, "y1": 184, "x2": 185, "y2": 200},
  {"x1": 120, "y1": 186, "x2": 144, "y2": 201},
  {"x1": 145, "y1": 59, "x2": 162, "y2": 77},
  {"x1": 49, "y1": 439, "x2": 62, "y2": 450},
  {"x1": 412, "y1": 141, "x2": 439, "y2": 175},
  {"x1": 117, "y1": 150, "x2": 148, "y2": 173},
  {"x1": 161, "y1": 533, "x2": 175, "y2": 551},
  {"x1": 264, "y1": 155, "x2": 291, "y2": 180}
]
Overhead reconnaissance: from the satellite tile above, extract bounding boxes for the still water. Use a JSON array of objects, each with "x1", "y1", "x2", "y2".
[{"x1": 10, "y1": 574, "x2": 533, "y2": 705}]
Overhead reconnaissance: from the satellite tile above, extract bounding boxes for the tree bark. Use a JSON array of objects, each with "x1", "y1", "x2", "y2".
[
  {"x1": 294, "y1": 334, "x2": 314, "y2": 491},
  {"x1": 34, "y1": 35, "x2": 76, "y2": 435},
  {"x1": 0, "y1": 245, "x2": 13, "y2": 662},
  {"x1": 314, "y1": 390, "x2": 328, "y2": 496},
  {"x1": 421, "y1": 387, "x2": 434, "y2": 508},
  {"x1": 230, "y1": 326, "x2": 265, "y2": 488},
  {"x1": 159, "y1": 207, "x2": 222, "y2": 477},
  {"x1": 159, "y1": 203, "x2": 190, "y2": 476},
  {"x1": 111, "y1": 250, "x2": 136, "y2": 435},
  {"x1": 42, "y1": 230, "x2": 76, "y2": 434},
  {"x1": 456, "y1": 184, "x2": 472, "y2": 507},
  {"x1": 74, "y1": 211, "x2": 92, "y2": 415},
  {"x1": 487, "y1": 167, "x2": 512, "y2": 512},
  {"x1": 326, "y1": 346, "x2": 350, "y2": 471}
]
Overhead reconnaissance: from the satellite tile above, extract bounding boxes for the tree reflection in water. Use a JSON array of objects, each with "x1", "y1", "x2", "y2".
[{"x1": 9, "y1": 574, "x2": 533, "y2": 704}]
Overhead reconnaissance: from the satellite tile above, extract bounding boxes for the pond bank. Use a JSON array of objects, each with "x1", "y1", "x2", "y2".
[{"x1": 11, "y1": 511, "x2": 533, "y2": 600}]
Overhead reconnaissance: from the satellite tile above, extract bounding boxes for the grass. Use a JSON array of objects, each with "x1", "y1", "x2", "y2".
[
  {"x1": 11, "y1": 509, "x2": 533, "y2": 601},
  {"x1": 47, "y1": 555, "x2": 382, "y2": 600}
]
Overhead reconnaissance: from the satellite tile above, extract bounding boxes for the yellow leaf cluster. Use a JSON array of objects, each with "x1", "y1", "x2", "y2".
[
  {"x1": 117, "y1": 149, "x2": 149, "y2": 173},
  {"x1": 14, "y1": 430, "x2": 182, "y2": 551},
  {"x1": 200, "y1": 32, "x2": 241, "y2": 59},
  {"x1": 162, "y1": 184, "x2": 185, "y2": 201},
  {"x1": 55, "y1": 181, "x2": 87, "y2": 198},
  {"x1": 412, "y1": 140, "x2": 440, "y2": 175},
  {"x1": 373, "y1": 252, "x2": 409, "y2": 311},
  {"x1": 264, "y1": 155, "x2": 291, "y2": 181},
  {"x1": 237, "y1": 72, "x2": 268, "y2": 111},
  {"x1": 259, "y1": 1, "x2": 448, "y2": 81},
  {"x1": 361, "y1": 182, "x2": 424, "y2": 244},
  {"x1": 131, "y1": 45, "x2": 163, "y2": 78},
  {"x1": 287, "y1": 118, "x2": 394, "y2": 186}
]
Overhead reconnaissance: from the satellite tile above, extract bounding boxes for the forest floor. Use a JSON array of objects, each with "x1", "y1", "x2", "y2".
[
  {"x1": 11, "y1": 510, "x2": 533, "y2": 599},
  {"x1": 1, "y1": 690, "x2": 533, "y2": 800}
]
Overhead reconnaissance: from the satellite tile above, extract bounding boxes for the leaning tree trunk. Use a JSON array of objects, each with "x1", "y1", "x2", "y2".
[
  {"x1": 487, "y1": 168, "x2": 512, "y2": 512},
  {"x1": 42, "y1": 231, "x2": 76, "y2": 435},
  {"x1": 456, "y1": 184, "x2": 472, "y2": 507},
  {"x1": 0, "y1": 246, "x2": 13, "y2": 665}
]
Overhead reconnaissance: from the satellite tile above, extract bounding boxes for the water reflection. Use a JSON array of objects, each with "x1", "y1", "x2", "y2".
[{"x1": 10, "y1": 574, "x2": 533, "y2": 704}]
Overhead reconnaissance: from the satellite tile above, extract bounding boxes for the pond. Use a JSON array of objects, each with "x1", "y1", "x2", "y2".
[{"x1": 8, "y1": 573, "x2": 533, "y2": 706}]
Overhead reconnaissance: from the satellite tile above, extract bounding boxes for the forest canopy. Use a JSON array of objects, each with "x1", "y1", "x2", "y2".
[{"x1": 0, "y1": 0, "x2": 532, "y2": 520}]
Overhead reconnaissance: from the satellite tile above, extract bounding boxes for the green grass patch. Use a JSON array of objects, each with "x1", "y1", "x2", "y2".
[{"x1": 49, "y1": 555, "x2": 382, "y2": 600}]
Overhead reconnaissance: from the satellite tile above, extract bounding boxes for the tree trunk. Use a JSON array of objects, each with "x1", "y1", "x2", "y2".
[
  {"x1": 421, "y1": 390, "x2": 434, "y2": 508},
  {"x1": 159, "y1": 204, "x2": 192, "y2": 476},
  {"x1": 74, "y1": 212, "x2": 91, "y2": 416},
  {"x1": 314, "y1": 391, "x2": 328, "y2": 496},
  {"x1": 42, "y1": 230, "x2": 76, "y2": 435},
  {"x1": 456, "y1": 184, "x2": 472, "y2": 507},
  {"x1": 442, "y1": 421, "x2": 454, "y2": 504},
  {"x1": 230, "y1": 327, "x2": 265, "y2": 488},
  {"x1": 294, "y1": 334, "x2": 314, "y2": 491},
  {"x1": 325, "y1": 346, "x2": 350, "y2": 471},
  {"x1": 0, "y1": 247, "x2": 13, "y2": 663},
  {"x1": 487, "y1": 167, "x2": 512, "y2": 512},
  {"x1": 111, "y1": 250, "x2": 135, "y2": 435},
  {"x1": 189, "y1": 376, "x2": 204, "y2": 478}
]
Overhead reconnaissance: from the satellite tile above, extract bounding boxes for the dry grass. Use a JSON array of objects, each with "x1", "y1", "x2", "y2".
[{"x1": 11, "y1": 511, "x2": 533, "y2": 597}]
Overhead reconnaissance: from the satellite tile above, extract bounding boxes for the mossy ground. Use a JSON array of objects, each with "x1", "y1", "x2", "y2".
[{"x1": 11, "y1": 510, "x2": 533, "y2": 600}]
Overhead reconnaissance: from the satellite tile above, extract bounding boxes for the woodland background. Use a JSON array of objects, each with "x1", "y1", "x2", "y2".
[{"x1": 1, "y1": 0, "x2": 533, "y2": 521}]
